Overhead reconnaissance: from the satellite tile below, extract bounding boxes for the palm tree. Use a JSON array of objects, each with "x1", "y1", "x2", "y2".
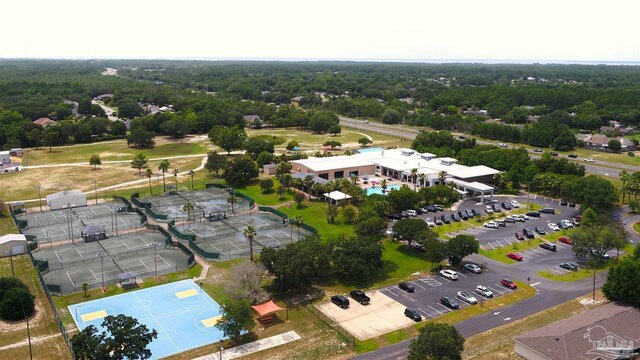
[
  {"x1": 182, "y1": 202, "x2": 195, "y2": 221},
  {"x1": 158, "y1": 160, "x2": 170, "y2": 192},
  {"x1": 620, "y1": 170, "x2": 629, "y2": 203},
  {"x1": 292, "y1": 215, "x2": 304, "y2": 241},
  {"x1": 381, "y1": 179, "x2": 387, "y2": 192},
  {"x1": 312, "y1": 183, "x2": 325, "y2": 199},
  {"x1": 410, "y1": 168, "x2": 418, "y2": 190},
  {"x1": 418, "y1": 173, "x2": 426, "y2": 188},
  {"x1": 303, "y1": 175, "x2": 314, "y2": 193},
  {"x1": 438, "y1": 171, "x2": 447, "y2": 185},
  {"x1": 172, "y1": 168, "x2": 179, "y2": 193},
  {"x1": 243, "y1": 225, "x2": 257, "y2": 261},
  {"x1": 188, "y1": 170, "x2": 196, "y2": 190},
  {"x1": 350, "y1": 175, "x2": 359, "y2": 185},
  {"x1": 145, "y1": 168, "x2": 153, "y2": 195},
  {"x1": 227, "y1": 195, "x2": 237, "y2": 213}
]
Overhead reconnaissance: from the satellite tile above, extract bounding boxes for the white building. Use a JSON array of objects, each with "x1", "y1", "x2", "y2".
[
  {"x1": 291, "y1": 148, "x2": 500, "y2": 203},
  {"x1": 0, "y1": 151, "x2": 10, "y2": 164},
  {"x1": 46, "y1": 190, "x2": 87, "y2": 210},
  {"x1": 0, "y1": 234, "x2": 27, "y2": 257}
]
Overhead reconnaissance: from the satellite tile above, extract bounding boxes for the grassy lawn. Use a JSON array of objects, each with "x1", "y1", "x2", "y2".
[
  {"x1": 461, "y1": 291, "x2": 609, "y2": 359},
  {"x1": 231, "y1": 178, "x2": 295, "y2": 206},
  {"x1": 557, "y1": 147, "x2": 640, "y2": 168},
  {"x1": 1, "y1": 157, "x2": 204, "y2": 201},
  {"x1": 0, "y1": 255, "x2": 72, "y2": 359},
  {"x1": 0, "y1": 216, "x2": 18, "y2": 235},
  {"x1": 27, "y1": 137, "x2": 210, "y2": 165},
  {"x1": 278, "y1": 199, "x2": 355, "y2": 240},
  {"x1": 355, "y1": 280, "x2": 536, "y2": 353},
  {"x1": 634, "y1": 222, "x2": 640, "y2": 233}
]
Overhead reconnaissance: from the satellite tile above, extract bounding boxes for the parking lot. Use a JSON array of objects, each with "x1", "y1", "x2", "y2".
[{"x1": 379, "y1": 267, "x2": 517, "y2": 321}]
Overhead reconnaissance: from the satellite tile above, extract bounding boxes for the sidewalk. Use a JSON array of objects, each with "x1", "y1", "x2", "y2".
[{"x1": 194, "y1": 331, "x2": 301, "y2": 360}]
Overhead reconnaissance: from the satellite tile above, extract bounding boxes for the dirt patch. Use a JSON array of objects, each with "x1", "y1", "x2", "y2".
[
  {"x1": 0, "y1": 303, "x2": 45, "y2": 333},
  {"x1": 154, "y1": 134, "x2": 209, "y2": 145},
  {"x1": 316, "y1": 290, "x2": 415, "y2": 340}
]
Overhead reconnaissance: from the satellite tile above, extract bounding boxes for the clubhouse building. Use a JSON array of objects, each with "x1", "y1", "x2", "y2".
[{"x1": 290, "y1": 148, "x2": 500, "y2": 203}]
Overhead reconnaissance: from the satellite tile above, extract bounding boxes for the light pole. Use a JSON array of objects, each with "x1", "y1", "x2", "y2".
[
  {"x1": 91, "y1": 179, "x2": 99, "y2": 204},
  {"x1": 219, "y1": 340, "x2": 223, "y2": 360},
  {"x1": 7, "y1": 249, "x2": 14, "y2": 277},
  {"x1": 148, "y1": 243, "x2": 159, "y2": 277},
  {"x1": 110, "y1": 204, "x2": 119, "y2": 236},
  {"x1": 34, "y1": 184, "x2": 43, "y2": 212},
  {"x1": 96, "y1": 252, "x2": 108, "y2": 291},
  {"x1": 481, "y1": 262, "x2": 487, "y2": 307}
]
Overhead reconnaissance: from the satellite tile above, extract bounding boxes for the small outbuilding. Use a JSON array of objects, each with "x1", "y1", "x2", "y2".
[
  {"x1": 0, "y1": 234, "x2": 28, "y2": 257},
  {"x1": 263, "y1": 163, "x2": 277, "y2": 175},
  {"x1": 0, "y1": 151, "x2": 9, "y2": 164},
  {"x1": 46, "y1": 189, "x2": 87, "y2": 210},
  {"x1": 323, "y1": 191, "x2": 352, "y2": 205},
  {"x1": 81, "y1": 224, "x2": 108, "y2": 242},
  {"x1": 203, "y1": 205, "x2": 227, "y2": 220}
]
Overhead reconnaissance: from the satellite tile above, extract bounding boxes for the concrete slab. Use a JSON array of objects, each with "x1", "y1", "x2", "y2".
[{"x1": 194, "y1": 331, "x2": 301, "y2": 360}]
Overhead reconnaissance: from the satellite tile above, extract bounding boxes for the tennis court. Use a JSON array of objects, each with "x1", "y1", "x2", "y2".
[
  {"x1": 176, "y1": 212, "x2": 312, "y2": 260},
  {"x1": 34, "y1": 231, "x2": 193, "y2": 294},
  {"x1": 69, "y1": 280, "x2": 224, "y2": 359},
  {"x1": 140, "y1": 188, "x2": 250, "y2": 221},
  {"x1": 18, "y1": 202, "x2": 143, "y2": 244}
]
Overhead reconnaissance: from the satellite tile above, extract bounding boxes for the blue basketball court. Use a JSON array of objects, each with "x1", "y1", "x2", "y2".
[{"x1": 69, "y1": 279, "x2": 224, "y2": 359}]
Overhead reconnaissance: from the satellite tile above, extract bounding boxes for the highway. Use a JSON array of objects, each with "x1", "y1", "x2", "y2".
[{"x1": 339, "y1": 116, "x2": 637, "y2": 178}]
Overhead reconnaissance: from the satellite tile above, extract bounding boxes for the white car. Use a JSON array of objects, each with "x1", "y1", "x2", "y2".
[
  {"x1": 457, "y1": 291, "x2": 478, "y2": 304},
  {"x1": 584, "y1": 157, "x2": 594, "y2": 162},
  {"x1": 425, "y1": 218, "x2": 436, "y2": 227},
  {"x1": 511, "y1": 200, "x2": 521, "y2": 208},
  {"x1": 498, "y1": 143, "x2": 508, "y2": 148},
  {"x1": 513, "y1": 214, "x2": 526, "y2": 222},
  {"x1": 483, "y1": 221, "x2": 498, "y2": 229},
  {"x1": 484, "y1": 205, "x2": 494, "y2": 214},
  {"x1": 475, "y1": 285, "x2": 494, "y2": 298},
  {"x1": 403, "y1": 210, "x2": 417, "y2": 217},
  {"x1": 548, "y1": 223, "x2": 560, "y2": 231},
  {"x1": 561, "y1": 219, "x2": 574, "y2": 228},
  {"x1": 439, "y1": 270, "x2": 459, "y2": 280}
]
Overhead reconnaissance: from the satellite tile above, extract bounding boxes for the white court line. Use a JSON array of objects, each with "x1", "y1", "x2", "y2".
[
  {"x1": 89, "y1": 268, "x2": 99, "y2": 280},
  {"x1": 66, "y1": 272, "x2": 76, "y2": 287}
]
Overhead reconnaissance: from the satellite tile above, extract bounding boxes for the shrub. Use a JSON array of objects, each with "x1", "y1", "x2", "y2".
[
  {"x1": 628, "y1": 151, "x2": 635, "y2": 157},
  {"x1": 0, "y1": 286, "x2": 35, "y2": 321}
]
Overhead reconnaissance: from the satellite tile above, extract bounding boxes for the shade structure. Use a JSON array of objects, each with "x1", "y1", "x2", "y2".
[{"x1": 251, "y1": 299, "x2": 283, "y2": 317}]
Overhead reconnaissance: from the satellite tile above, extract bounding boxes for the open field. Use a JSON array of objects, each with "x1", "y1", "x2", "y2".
[
  {"x1": 0, "y1": 255, "x2": 72, "y2": 359},
  {"x1": 26, "y1": 136, "x2": 210, "y2": 165},
  {"x1": 1, "y1": 156, "x2": 204, "y2": 201}
]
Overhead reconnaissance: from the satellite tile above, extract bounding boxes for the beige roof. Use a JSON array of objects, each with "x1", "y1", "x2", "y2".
[{"x1": 33, "y1": 117, "x2": 57, "y2": 126}]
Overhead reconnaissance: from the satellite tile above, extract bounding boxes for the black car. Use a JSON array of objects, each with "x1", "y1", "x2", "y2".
[
  {"x1": 349, "y1": 290, "x2": 370, "y2": 305},
  {"x1": 540, "y1": 243, "x2": 557, "y2": 252},
  {"x1": 559, "y1": 262, "x2": 578, "y2": 271},
  {"x1": 523, "y1": 228, "x2": 535, "y2": 239},
  {"x1": 526, "y1": 211, "x2": 541, "y2": 218},
  {"x1": 441, "y1": 214, "x2": 451, "y2": 224},
  {"x1": 404, "y1": 308, "x2": 422, "y2": 322},
  {"x1": 540, "y1": 208, "x2": 555, "y2": 214},
  {"x1": 440, "y1": 296, "x2": 460, "y2": 309},
  {"x1": 568, "y1": 154, "x2": 578, "y2": 158},
  {"x1": 399, "y1": 282, "x2": 415, "y2": 293},
  {"x1": 387, "y1": 213, "x2": 402, "y2": 220},
  {"x1": 458, "y1": 211, "x2": 468, "y2": 220},
  {"x1": 426, "y1": 205, "x2": 437, "y2": 212},
  {"x1": 501, "y1": 202, "x2": 512, "y2": 210},
  {"x1": 451, "y1": 213, "x2": 461, "y2": 222},
  {"x1": 569, "y1": 202, "x2": 576, "y2": 207},
  {"x1": 331, "y1": 295, "x2": 350, "y2": 309},
  {"x1": 535, "y1": 226, "x2": 546, "y2": 235},
  {"x1": 471, "y1": 209, "x2": 479, "y2": 217},
  {"x1": 560, "y1": 200, "x2": 568, "y2": 206},
  {"x1": 550, "y1": 151, "x2": 558, "y2": 156},
  {"x1": 533, "y1": 149, "x2": 543, "y2": 153}
]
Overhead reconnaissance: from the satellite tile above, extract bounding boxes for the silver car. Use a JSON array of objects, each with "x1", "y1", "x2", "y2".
[
  {"x1": 457, "y1": 291, "x2": 478, "y2": 304},
  {"x1": 475, "y1": 285, "x2": 494, "y2": 298}
]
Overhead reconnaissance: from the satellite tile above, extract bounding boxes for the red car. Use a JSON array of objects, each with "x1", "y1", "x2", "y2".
[
  {"x1": 576, "y1": 214, "x2": 583, "y2": 221},
  {"x1": 514, "y1": 232, "x2": 524, "y2": 240},
  {"x1": 501, "y1": 279, "x2": 517, "y2": 289},
  {"x1": 559, "y1": 236, "x2": 572, "y2": 245},
  {"x1": 507, "y1": 253, "x2": 523, "y2": 261}
]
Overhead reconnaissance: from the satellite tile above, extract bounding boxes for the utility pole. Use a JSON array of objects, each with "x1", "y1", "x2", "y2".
[
  {"x1": 91, "y1": 179, "x2": 99, "y2": 204},
  {"x1": 34, "y1": 184, "x2": 43, "y2": 212}
]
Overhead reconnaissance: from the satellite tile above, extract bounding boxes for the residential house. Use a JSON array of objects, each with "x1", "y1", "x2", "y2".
[{"x1": 33, "y1": 117, "x2": 57, "y2": 127}]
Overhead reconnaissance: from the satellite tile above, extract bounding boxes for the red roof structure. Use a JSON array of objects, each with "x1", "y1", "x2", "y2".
[{"x1": 251, "y1": 300, "x2": 283, "y2": 318}]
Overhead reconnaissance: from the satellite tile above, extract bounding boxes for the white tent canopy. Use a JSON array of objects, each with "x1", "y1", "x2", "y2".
[{"x1": 323, "y1": 191, "x2": 352, "y2": 202}]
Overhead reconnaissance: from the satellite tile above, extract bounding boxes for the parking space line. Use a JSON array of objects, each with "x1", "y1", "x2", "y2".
[
  {"x1": 420, "y1": 278, "x2": 442, "y2": 287},
  {"x1": 487, "y1": 285, "x2": 506, "y2": 295},
  {"x1": 418, "y1": 308, "x2": 433, "y2": 319},
  {"x1": 436, "y1": 303, "x2": 453, "y2": 312},
  {"x1": 381, "y1": 288, "x2": 398, "y2": 297},
  {"x1": 411, "y1": 281, "x2": 426, "y2": 290},
  {"x1": 426, "y1": 305, "x2": 442, "y2": 315},
  {"x1": 457, "y1": 272, "x2": 468, "y2": 278}
]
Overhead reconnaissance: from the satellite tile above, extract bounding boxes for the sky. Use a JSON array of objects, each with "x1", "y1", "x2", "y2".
[{"x1": 2, "y1": 0, "x2": 640, "y2": 63}]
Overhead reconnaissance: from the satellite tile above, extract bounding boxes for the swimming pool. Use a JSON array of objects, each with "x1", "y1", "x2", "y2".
[{"x1": 365, "y1": 184, "x2": 401, "y2": 196}]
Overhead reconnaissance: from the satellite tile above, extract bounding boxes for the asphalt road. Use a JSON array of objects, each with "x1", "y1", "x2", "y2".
[{"x1": 339, "y1": 116, "x2": 637, "y2": 178}]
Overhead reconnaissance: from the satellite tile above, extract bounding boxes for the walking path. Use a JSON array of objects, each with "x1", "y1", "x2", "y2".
[
  {"x1": 0, "y1": 333, "x2": 62, "y2": 351},
  {"x1": 193, "y1": 331, "x2": 301, "y2": 360}
]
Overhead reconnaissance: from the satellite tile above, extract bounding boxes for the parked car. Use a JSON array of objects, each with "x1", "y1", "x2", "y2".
[
  {"x1": 439, "y1": 269, "x2": 459, "y2": 280},
  {"x1": 559, "y1": 263, "x2": 578, "y2": 271},
  {"x1": 501, "y1": 202, "x2": 512, "y2": 210},
  {"x1": 511, "y1": 200, "x2": 521, "y2": 208},
  {"x1": 458, "y1": 211, "x2": 468, "y2": 220},
  {"x1": 523, "y1": 228, "x2": 535, "y2": 238},
  {"x1": 504, "y1": 215, "x2": 516, "y2": 223},
  {"x1": 507, "y1": 253, "x2": 523, "y2": 261},
  {"x1": 584, "y1": 157, "x2": 594, "y2": 162},
  {"x1": 495, "y1": 219, "x2": 506, "y2": 227},
  {"x1": 425, "y1": 218, "x2": 436, "y2": 227},
  {"x1": 560, "y1": 199, "x2": 568, "y2": 206},
  {"x1": 484, "y1": 205, "x2": 494, "y2": 214},
  {"x1": 387, "y1": 213, "x2": 403, "y2": 220},
  {"x1": 548, "y1": 223, "x2": 560, "y2": 231},
  {"x1": 440, "y1": 296, "x2": 460, "y2": 309},
  {"x1": 571, "y1": 217, "x2": 580, "y2": 226},
  {"x1": 539, "y1": 243, "x2": 557, "y2": 252},
  {"x1": 331, "y1": 295, "x2": 350, "y2": 309},
  {"x1": 568, "y1": 154, "x2": 578, "y2": 158},
  {"x1": 557, "y1": 221, "x2": 569, "y2": 230},
  {"x1": 411, "y1": 243, "x2": 426, "y2": 252},
  {"x1": 451, "y1": 213, "x2": 461, "y2": 222},
  {"x1": 535, "y1": 226, "x2": 546, "y2": 235},
  {"x1": 441, "y1": 214, "x2": 451, "y2": 224},
  {"x1": 434, "y1": 217, "x2": 444, "y2": 226},
  {"x1": 550, "y1": 151, "x2": 558, "y2": 156},
  {"x1": 569, "y1": 202, "x2": 576, "y2": 207},
  {"x1": 470, "y1": 209, "x2": 480, "y2": 217},
  {"x1": 403, "y1": 210, "x2": 417, "y2": 217},
  {"x1": 457, "y1": 291, "x2": 478, "y2": 304},
  {"x1": 513, "y1": 214, "x2": 526, "y2": 222},
  {"x1": 561, "y1": 219, "x2": 574, "y2": 228},
  {"x1": 526, "y1": 211, "x2": 541, "y2": 218},
  {"x1": 576, "y1": 214, "x2": 583, "y2": 221},
  {"x1": 399, "y1": 282, "x2": 415, "y2": 292},
  {"x1": 491, "y1": 203, "x2": 502, "y2": 213},
  {"x1": 426, "y1": 205, "x2": 437, "y2": 212},
  {"x1": 533, "y1": 148, "x2": 543, "y2": 153},
  {"x1": 404, "y1": 308, "x2": 422, "y2": 321},
  {"x1": 349, "y1": 290, "x2": 370, "y2": 305},
  {"x1": 434, "y1": 204, "x2": 445, "y2": 211},
  {"x1": 498, "y1": 143, "x2": 507, "y2": 148},
  {"x1": 417, "y1": 207, "x2": 429, "y2": 214},
  {"x1": 464, "y1": 263, "x2": 483, "y2": 274},
  {"x1": 559, "y1": 236, "x2": 572, "y2": 245},
  {"x1": 501, "y1": 279, "x2": 517, "y2": 289},
  {"x1": 483, "y1": 221, "x2": 498, "y2": 229},
  {"x1": 514, "y1": 231, "x2": 525, "y2": 240},
  {"x1": 475, "y1": 285, "x2": 494, "y2": 298},
  {"x1": 540, "y1": 208, "x2": 556, "y2": 214}
]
